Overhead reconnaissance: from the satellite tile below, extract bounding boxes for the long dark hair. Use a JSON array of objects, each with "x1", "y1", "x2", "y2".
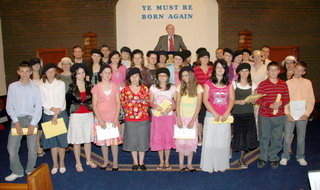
[
  {"x1": 212, "y1": 59, "x2": 229, "y2": 85},
  {"x1": 107, "y1": 50, "x2": 122, "y2": 68},
  {"x1": 236, "y1": 69, "x2": 252, "y2": 86}
]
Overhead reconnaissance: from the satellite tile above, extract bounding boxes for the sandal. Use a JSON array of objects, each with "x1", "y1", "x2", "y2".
[
  {"x1": 75, "y1": 164, "x2": 83, "y2": 172},
  {"x1": 165, "y1": 164, "x2": 172, "y2": 170},
  {"x1": 86, "y1": 161, "x2": 97, "y2": 168},
  {"x1": 156, "y1": 165, "x2": 163, "y2": 170}
]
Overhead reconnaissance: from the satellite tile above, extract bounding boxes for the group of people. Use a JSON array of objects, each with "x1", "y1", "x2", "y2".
[{"x1": 4, "y1": 40, "x2": 315, "y2": 181}]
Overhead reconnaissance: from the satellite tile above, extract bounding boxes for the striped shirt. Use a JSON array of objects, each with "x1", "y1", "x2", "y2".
[
  {"x1": 256, "y1": 78, "x2": 290, "y2": 117},
  {"x1": 193, "y1": 65, "x2": 213, "y2": 86}
]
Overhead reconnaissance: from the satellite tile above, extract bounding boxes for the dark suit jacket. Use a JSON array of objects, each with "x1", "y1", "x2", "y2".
[
  {"x1": 66, "y1": 81, "x2": 93, "y2": 115},
  {"x1": 154, "y1": 34, "x2": 187, "y2": 51}
]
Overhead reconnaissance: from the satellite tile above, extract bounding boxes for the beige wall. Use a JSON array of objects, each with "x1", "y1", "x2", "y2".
[
  {"x1": 116, "y1": 0, "x2": 219, "y2": 62},
  {"x1": 0, "y1": 18, "x2": 6, "y2": 96}
]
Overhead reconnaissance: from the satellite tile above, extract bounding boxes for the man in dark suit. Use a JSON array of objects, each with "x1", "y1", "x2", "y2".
[{"x1": 154, "y1": 24, "x2": 187, "y2": 52}]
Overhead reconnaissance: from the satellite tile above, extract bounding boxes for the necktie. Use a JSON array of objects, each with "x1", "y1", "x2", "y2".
[{"x1": 169, "y1": 36, "x2": 174, "y2": 51}]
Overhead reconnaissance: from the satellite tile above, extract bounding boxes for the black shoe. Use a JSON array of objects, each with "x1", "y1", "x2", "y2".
[
  {"x1": 179, "y1": 167, "x2": 187, "y2": 173},
  {"x1": 132, "y1": 165, "x2": 139, "y2": 171},
  {"x1": 270, "y1": 161, "x2": 279, "y2": 169},
  {"x1": 257, "y1": 159, "x2": 267, "y2": 168},
  {"x1": 100, "y1": 163, "x2": 109, "y2": 170},
  {"x1": 188, "y1": 168, "x2": 197, "y2": 173},
  {"x1": 139, "y1": 164, "x2": 147, "y2": 171},
  {"x1": 112, "y1": 168, "x2": 119, "y2": 171}
]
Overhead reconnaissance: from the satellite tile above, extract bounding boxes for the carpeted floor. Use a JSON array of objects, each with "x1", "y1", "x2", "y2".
[{"x1": 0, "y1": 120, "x2": 319, "y2": 190}]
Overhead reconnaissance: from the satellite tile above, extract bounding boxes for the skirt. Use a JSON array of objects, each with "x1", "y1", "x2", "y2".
[
  {"x1": 150, "y1": 115, "x2": 175, "y2": 151},
  {"x1": 92, "y1": 119, "x2": 122, "y2": 146},
  {"x1": 41, "y1": 111, "x2": 69, "y2": 149},
  {"x1": 175, "y1": 117, "x2": 198, "y2": 156},
  {"x1": 123, "y1": 120, "x2": 150, "y2": 152},
  {"x1": 232, "y1": 113, "x2": 258, "y2": 152},
  {"x1": 67, "y1": 112, "x2": 94, "y2": 144},
  {"x1": 200, "y1": 112, "x2": 231, "y2": 172}
]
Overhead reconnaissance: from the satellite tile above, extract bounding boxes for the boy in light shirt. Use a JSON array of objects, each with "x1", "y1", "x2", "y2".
[{"x1": 280, "y1": 62, "x2": 315, "y2": 166}]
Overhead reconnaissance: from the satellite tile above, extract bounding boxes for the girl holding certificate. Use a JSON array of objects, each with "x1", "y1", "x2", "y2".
[
  {"x1": 120, "y1": 67, "x2": 150, "y2": 171},
  {"x1": 91, "y1": 64, "x2": 122, "y2": 171},
  {"x1": 176, "y1": 66, "x2": 203, "y2": 172},
  {"x1": 231, "y1": 63, "x2": 258, "y2": 169},
  {"x1": 200, "y1": 59, "x2": 235, "y2": 173},
  {"x1": 150, "y1": 68, "x2": 176, "y2": 170},
  {"x1": 67, "y1": 63, "x2": 96, "y2": 172},
  {"x1": 39, "y1": 63, "x2": 68, "y2": 175}
]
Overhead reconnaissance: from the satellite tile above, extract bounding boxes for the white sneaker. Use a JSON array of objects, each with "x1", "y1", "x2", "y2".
[
  {"x1": 5, "y1": 173, "x2": 23, "y2": 181},
  {"x1": 298, "y1": 159, "x2": 308, "y2": 166},
  {"x1": 280, "y1": 158, "x2": 288, "y2": 166}
]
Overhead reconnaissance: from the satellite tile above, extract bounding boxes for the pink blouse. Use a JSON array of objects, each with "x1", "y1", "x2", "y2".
[{"x1": 205, "y1": 80, "x2": 231, "y2": 115}]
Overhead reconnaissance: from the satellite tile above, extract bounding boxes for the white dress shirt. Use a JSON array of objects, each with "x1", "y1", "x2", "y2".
[{"x1": 39, "y1": 79, "x2": 66, "y2": 115}]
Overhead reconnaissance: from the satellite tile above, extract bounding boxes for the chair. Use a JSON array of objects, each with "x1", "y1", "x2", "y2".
[{"x1": 0, "y1": 163, "x2": 53, "y2": 190}]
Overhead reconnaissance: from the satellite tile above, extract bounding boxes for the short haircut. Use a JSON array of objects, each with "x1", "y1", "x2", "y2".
[
  {"x1": 100, "y1": 44, "x2": 110, "y2": 49},
  {"x1": 72, "y1": 45, "x2": 83, "y2": 51},
  {"x1": 296, "y1": 61, "x2": 307, "y2": 71},
  {"x1": 262, "y1": 45, "x2": 270, "y2": 50},
  {"x1": 18, "y1": 61, "x2": 31, "y2": 70},
  {"x1": 267, "y1": 61, "x2": 280, "y2": 70}
]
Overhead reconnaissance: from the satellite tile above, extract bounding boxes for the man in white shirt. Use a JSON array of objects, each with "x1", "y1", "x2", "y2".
[
  {"x1": 154, "y1": 24, "x2": 187, "y2": 52},
  {"x1": 262, "y1": 46, "x2": 272, "y2": 64}
]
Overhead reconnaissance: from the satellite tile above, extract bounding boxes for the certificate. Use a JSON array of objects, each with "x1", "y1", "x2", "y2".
[
  {"x1": 211, "y1": 116, "x2": 234, "y2": 124},
  {"x1": 173, "y1": 125, "x2": 196, "y2": 140},
  {"x1": 153, "y1": 99, "x2": 172, "y2": 117},
  {"x1": 290, "y1": 100, "x2": 306, "y2": 121},
  {"x1": 11, "y1": 128, "x2": 38, "y2": 136},
  {"x1": 96, "y1": 123, "x2": 120, "y2": 141},
  {"x1": 41, "y1": 118, "x2": 68, "y2": 139}
]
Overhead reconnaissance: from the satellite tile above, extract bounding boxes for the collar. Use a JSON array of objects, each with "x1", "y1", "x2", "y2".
[{"x1": 18, "y1": 80, "x2": 32, "y2": 87}]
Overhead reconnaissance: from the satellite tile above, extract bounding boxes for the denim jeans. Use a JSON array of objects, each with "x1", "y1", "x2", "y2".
[
  {"x1": 281, "y1": 120, "x2": 308, "y2": 160},
  {"x1": 258, "y1": 115, "x2": 285, "y2": 162},
  {"x1": 7, "y1": 115, "x2": 37, "y2": 175}
]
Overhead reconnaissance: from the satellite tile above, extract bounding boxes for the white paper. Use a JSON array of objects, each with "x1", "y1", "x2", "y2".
[
  {"x1": 96, "y1": 123, "x2": 120, "y2": 141},
  {"x1": 173, "y1": 125, "x2": 196, "y2": 140},
  {"x1": 290, "y1": 100, "x2": 306, "y2": 121},
  {"x1": 308, "y1": 170, "x2": 320, "y2": 190}
]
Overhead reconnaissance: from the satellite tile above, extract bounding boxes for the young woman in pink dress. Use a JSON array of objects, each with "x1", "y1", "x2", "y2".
[
  {"x1": 150, "y1": 68, "x2": 176, "y2": 170},
  {"x1": 107, "y1": 51, "x2": 127, "y2": 88},
  {"x1": 91, "y1": 64, "x2": 122, "y2": 171}
]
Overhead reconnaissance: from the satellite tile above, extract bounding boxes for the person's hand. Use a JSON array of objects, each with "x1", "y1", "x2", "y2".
[
  {"x1": 271, "y1": 101, "x2": 282, "y2": 109},
  {"x1": 15, "y1": 122, "x2": 23, "y2": 135},
  {"x1": 112, "y1": 117, "x2": 118, "y2": 128},
  {"x1": 221, "y1": 113, "x2": 230, "y2": 122},
  {"x1": 27, "y1": 125, "x2": 35, "y2": 135},
  {"x1": 98, "y1": 119, "x2": 106, "y2": 129},
  {"x1": 154, "y1": 105, "x2": 163, "y2": 112},
  {"x1": 51, "y1": 115, "x2": 58, "y2": 125},
  {"x1": 299, "y1": 114, "x2": 309, "y2": 121},
  {"x1": 286, "y1": 114, "x2": 294, "y2": 122},
  {"x1": 237, "y1": 100, "x2": 246, "y2": 105},
  {"x1": 176, "y1": 118, "x2": 183, "y2": 128},
  {"x1": 51, "y1": 108, "x2": 61, "y2": 115},
  {"x1": 213, "y1": 113, "x2": 221, "y2": 122},
  {"x1": 187, "y1": 119, "x2": 195, "y2": 129}
]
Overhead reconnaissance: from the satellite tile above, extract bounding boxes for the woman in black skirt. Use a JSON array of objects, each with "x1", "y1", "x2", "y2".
[{"x1": 232, "y1": 63, "x2": 258, "y2": 168}]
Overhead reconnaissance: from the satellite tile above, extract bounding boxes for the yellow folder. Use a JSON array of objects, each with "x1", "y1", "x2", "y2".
[
  {"x1": 211, "y1": 116, "x2": 234, "y2": 124},
  {"x1": 153, "y1": 99, "x2": 172, "y2": 117},
  {"x1": 41, "y1": 118, "x2": 67, "y2": 139},
  {"x1": 11, "y1": 128, "x2": 38, "y2": 136}
]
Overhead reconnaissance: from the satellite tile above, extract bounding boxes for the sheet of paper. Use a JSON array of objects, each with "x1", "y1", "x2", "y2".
[
  {"x1": 308, "y1": 170, "x2": 320, "y2": 190},
  {"x1": 11, "y1": 128, "x2": 38, "y2": 136},
  {"x1": 290, "y1": 100, "x2": 306, "y2": 121},
  {"x1": 96, "y1": 123, "x2": 120, "y2": 141},
  {"x1": 173, "y1": 125, "x2": 196, "y2": 140},
  {"x1": 41, "y1": 118, "x2": 67, "y2": 139},
  {"x1": 153, "y1": 99, "x2": 172, "y2": 117},
  {"x1": 211, "y1": 116, "x2": 234, "y2": 124}
]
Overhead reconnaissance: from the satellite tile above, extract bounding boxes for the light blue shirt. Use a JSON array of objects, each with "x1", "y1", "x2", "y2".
[
  {"x1": 6, "y1": 80, "x2": 42, "y2": 127},
  {"x1": 167, "y1": 64, "x2": 175, "y2": 84}
]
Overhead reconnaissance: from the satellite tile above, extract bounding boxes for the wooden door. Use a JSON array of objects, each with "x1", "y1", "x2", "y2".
[
  {"x1": 269, "y1": 46, "x2": 299, "y2": 65},
  {"x1": 36, "y1": 48, "x2": 68, "y2": 67}
]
